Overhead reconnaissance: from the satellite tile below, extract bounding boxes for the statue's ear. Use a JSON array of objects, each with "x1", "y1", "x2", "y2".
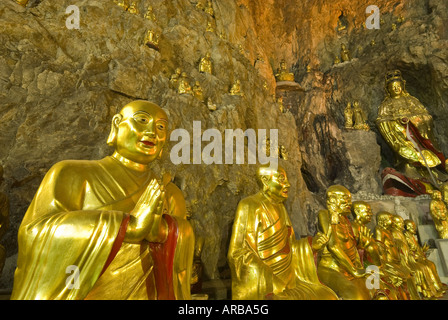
[{"x1": 107, "y1": 114, "x2": 123, "y2": 146}]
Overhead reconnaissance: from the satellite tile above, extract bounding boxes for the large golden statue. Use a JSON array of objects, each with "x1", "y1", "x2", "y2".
[
  {"x1": 317, "y1": 185, "x2": 371, "y2": 300},
  {"x1": 228, "y1": 166, "x2": 338, "y2": 300},
  {"x1": 11, "y1": 100, "x2": 194, "y2": 300},
  {"x1": 376, "y1": 69, "x2": 448, "y2": 197},
  {"x1": 275, "y1": 60, "x2": 295, "y2": 82},
  {"x1": 403, "y1": 219, "x2": 447, "y2": 297},
  {"x1": 429, "y1": 190, "x2": 448, "y2": 239}
]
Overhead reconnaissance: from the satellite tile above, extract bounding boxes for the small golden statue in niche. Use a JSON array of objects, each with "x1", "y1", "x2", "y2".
[
  {"x1": 205, "y1": 21, "x2": 215, "y2": 32},
  {"x1": 229, "y1": 80, "x2": 244, "y2": 96},
  {"x1": 275, "y1": 59, "x2": 295, "y2": 82},
  {"x1": 199, "y1": 52, "x2": 213, "y2": 74},
  {"x1": 337, "y1": 14, "x2": 347, "y2": 32},
  {"x1": 340, "y1": 43, "x2": 351, "y2": 62},
  {"x1": 429, "y1": 190, "x2": 448, "y2": 239},
  {"x1": 352, "y1": 100, "x2": 370, "y2": 131},
  {"x1": 144, "y1": 30, "x2": 160, "y2": 50},
  {"x1": 228, "y1": 166, "x2": 338, "y2": 300},
  {"x1": 333, "y1": 56, "x2": 341, "y2": 65},
  {"x1": 277, "y1": 96, "x2": 285, "y2": 113},
  {"x1": 144, "y1": 5, "x2": 157, "y2": 21},
  {"x1": 344, "y1": 102, "x2": 354, "y2": 129},
  {"x1": 207, "y1": 98, "x2": 217, "y2": 111},
  {"x1": 169, "y1": 68, "x2": 182, "y2": 89},
  {"x1": 193, "y1": 81, "x2": 204, "y2": 101},
  {"x1": 117, "y1": 0, "x2": 130, "y2": 10},
  {"x1": 278, "y1": 145, "x2": 288, "y2": 160},
  {"x1": 128, "y1": 1, "x2": 139, "y2": 14},
  {"x1": 178, "y1": 72, "x2": 193, "y2": 95}
]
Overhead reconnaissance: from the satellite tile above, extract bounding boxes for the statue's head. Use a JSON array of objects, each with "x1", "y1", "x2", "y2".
[
  {"x1": 257, "y1": 165, "x2": 290, "y2": 203},
  {"x1": 376, "y1": 211, "x2": 393, "y2": 229},
  {"x1": 385, "y1": 70, "x2": 406, "y2": 98},
  {"x1": 391, "y1": 214, "x2": 404, "y2": 231},
  {"x1": 352, "y1": 201, "x2": 372, "y2": 224},
  {"x1": 326, "y1": 185, "x2": 352, "y2": 216},
  {"x1": 107, "y1": 100, "x2": 168, "y2": 165},
  {"x1": 404, "y1": 219, "x2": 417, "y2": 234}
]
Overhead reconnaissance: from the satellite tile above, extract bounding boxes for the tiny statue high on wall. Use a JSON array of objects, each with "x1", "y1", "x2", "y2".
[
  {"x1": 316, "y1": 185, "x2": 371, "y2": 300},
  {"x1": 170, "y1": 68, "x2": 182, "y2": 89},
  {"x1": 344, "y1": 102, "x2": 354, "y2": 129},
  {"x1": 144, "y1": 30, "x2": 160, "y2": 50},
  {"x1": 352, "y1": 100, "x2": 370, "y2": 131},
  {"x1": 204, "y1": 0, "x2": 214, "y2": 17},
  {"x1": 128, "y1": 1, "x2": 139, "y2": 14},
  {"x1": 178, "y1": 72, "x2": 193, "y2": 95},
  {"x1": 10, "y1": 100, "x2": 194, "y2": 300},
  {"x1": 199, "y1": 52, "x2": 213, "y2": 74},
  {"x1": 228, "y1": 166, "x2": 338, "y2": 300},
  {"x1": 340, "y1": 44, "x2": 351, "y2": 62},
  {"x1": 117, "y1": 0, "x2": 130, "y2": 11},
  {"x1": 376, "y1": 69, "x2": 448, "y2": 197},
  {"x1": 193, "y1": 81, "x2": 204, "y2": 101},
  {"x1": 144, "y1": 6, "x2": 157, "y2": 22},
  {"x1": 275, "y1": 59, "x2": 295, "y2": 82},
  {"x1": 229, "y1": 80, "x2": 244, "y2": 96},
  {"x1": 207, "y1": 98, "x2": 217, "y2": 111},
  {"x1": 374, "y1": 212, "x2": 420, "y2": 300},
  {"x1": 429, "y1": 190, "x2": 448, "y2": 239}
]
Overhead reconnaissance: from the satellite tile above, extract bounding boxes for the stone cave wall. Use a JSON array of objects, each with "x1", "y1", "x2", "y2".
[{"x1": 0, "y1": 0, "x2": 447, "y2": 290}]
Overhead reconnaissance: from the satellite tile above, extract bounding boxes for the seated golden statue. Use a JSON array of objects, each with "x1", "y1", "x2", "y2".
[
  {"x1": 11, "y1": 100, "x2": 194, "y2": 300},
  {"x1": 374, "y1": 211, "x2": 418, "y2": 300},
  {"x1": 344, "y1": 102, "x2": 353, "y2": 129},
  {"x1": 128, "y1": 1, "x2": 139, "y2": 14},
  {"x1": 144, "y1": 30, "x2": 160, "y2": 50},
  {"x1": 317, "y1": 185, "x2": 371, "y2": 300},
  {"x1": 117, "y1": 0, "x2": 130, "y2": 11},
  {"x1": 352, "y1": 100, "x2": 369, "y2": 131},
  {"x1": 178, "y1": 73, "x2": 193, "y2": 95},
  {"x1": 390, "y1": 214, "x2": 440, "y2": 299},
  {"x1": 376, "y1": 70, "x2": 448, "y2": 197},
  {"x1": 340, "y1": 44, "x2": 351, "y2": 62},
  {"x1": 229, "y1": 80, "x2": 244, "y2": 96},
  {"x1": 193, "y1": 81, "x2": 204, "y2": 101},
  {"x1": 199, "y1": 52, "x2": 213, "y2": 74},
  {"x1": 275, "y1": 60, "x2": 295, "y2": 82},
  {"x1": 169, "y1": 68, "x2": 182, "y2": 89},
  {"x1": 206, "y1": 98, "x2": 217, "y2": 111},
  {"x1": 204, "y1": 0, "x2": 214, "y2": 17},
  {"x1": 430, "y1": 190, "x2": 448, "y2": 239},
  {"x1": 228, "y1": 166, "x2": 338, "y2": 300},
  {"x1": 403, "y1": 219, "x2": 447, "y2": 297},
  {"x1": 351, "y1": 202, "x2": 400, "y2": 299},
  {"x1": 144, "y1": 6, "x2": 157, "y2": 21}
]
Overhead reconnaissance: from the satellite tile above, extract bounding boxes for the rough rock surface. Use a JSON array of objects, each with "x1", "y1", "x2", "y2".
[{"x1": 0, "y1": 0, "x2": 447, "y2": 290}]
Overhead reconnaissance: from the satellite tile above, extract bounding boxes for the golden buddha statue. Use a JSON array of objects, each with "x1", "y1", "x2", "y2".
[
  {"x1": 275, "y1": 60, "x2": 295, "y2": 82},
  {"x1": 228, "y1": 166, "x2": 338, "y2": 300},
  {"x1": 198, "y1": 52, "x2": 213, "y2": 74},
  {"x1": 11, "y1": 100, "x2": 195, "y2": 300},
  {"x1": 351, "y1": 202, "x2": 400, "y2": 299},
  {"x1": 429, "y1": 190, "x2": 448, "y2": 239},
  {"x1": 333, "y1": 56, "x2": 341, "y2": 65},
  {"x1": 128, "y1": 1, "x2": 139, "y2": 14},
  {"x1": 144, "y1": 6, "x2": 157, "y2": 22},
  {"x1": 403, "y1": 219, "x2": 447, "y2": 297},
  {"x1": 0, "y1": 166, "x2": 9, "y2": 276},
  {"x1": 193, "y1": 81, "x2": 204, "y2": 101},
  {"x1": 178, "y1": 72, "x2": 193, "y2": 95},
  {"x1": 344, "y1": 102, "x2": 354, "y2": 129},
  {"x1": 391, "y1": 23, "x2": 397, "y2": 31},
  {"x1": 169, "y1": 68, "x2": 182, "y2": 89},
  {"x1": 230, "y1": 80, "x2": 243, "y2": 96},
  {"x1": 317, "y1": 185, "x2": 371, "y2": 300},
  {"x1": 376, "y1": 70, "x2": 448, "y2": 196},
  {"x1": 374, "y1": 211, "x2": 417, "y2": 300},
  {"x1": 205, "y1": 21, "x2": 214, "y2": 33},
  {"x1": 14, "y1": 0, "x2": 29, "y2": 6},
  {"x1": 390, "y1": 214, "x2": 439, "y2": 299},
  {"x1": 206, "y1": 98, "x2": 217, "y2": 111},
  {"x1": 277, "y1": 96, "x2": 285, "y2": 113},
  {"x1": 352, "y1": 100, "x2": 370, "y2": 131},
  {"x1": 204, "y1": 0, "x2": 214, "y2": 17},
  {"x1": 340, "y1": 44, "x2": 351, "y2": 62}
]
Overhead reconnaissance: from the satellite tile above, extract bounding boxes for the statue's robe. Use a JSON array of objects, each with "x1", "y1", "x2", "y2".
[
  {"x1": 11, "y1": 156, "x2": 194, "y2": 300},
  {"x1": 228, "y1": 192, "x2": 338, "y2": 300},
  {"x1": 376, "y1": 94, "x2": 447, "y2": 196}
]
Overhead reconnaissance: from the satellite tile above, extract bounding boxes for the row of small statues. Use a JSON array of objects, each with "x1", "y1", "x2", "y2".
[
  {"x1": 9, "y1": 99, "x2": 447, "y2": 300},
  {"x1": 344, "y1": 100, "x2": 369, "y2": 131}
]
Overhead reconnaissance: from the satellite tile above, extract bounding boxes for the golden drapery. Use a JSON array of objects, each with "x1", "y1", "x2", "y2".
[
  {"x1": 228, "y1": 192, "x2": 338, "y2": 300},
  {"x1": 11, "y1": 156, "x2": 193, "y2": 300}
]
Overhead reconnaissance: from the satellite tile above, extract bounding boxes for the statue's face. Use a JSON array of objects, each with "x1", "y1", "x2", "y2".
[
  {"x1": 327, "y1": 186, "x2": 352, "y2": 216},
  {"x1": 392, "y1": 215, "x2": 404, "y2": 231},
  {"x1": 355, "y1": 203, "x2": 373, "y2": 224},
  {"x1": 387, "y1": 80, "x2": 403, "y2": 98},
  {"x1": 378, "y1": 213, "x2": 392, "y2": 229},
  {"x1": 263, "y1": 167, "x2": 291, "y2": 202},
  {"x1": 114, "y1": 101, "x2": 168, "y2": 164},
  {"x1": 405, "y1": 220, "x2": 416, "y2": 234}
]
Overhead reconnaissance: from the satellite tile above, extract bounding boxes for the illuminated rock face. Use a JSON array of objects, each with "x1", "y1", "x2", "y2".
[{"x1": 0, "y1": 0, "x2": 447, "y2": 289}]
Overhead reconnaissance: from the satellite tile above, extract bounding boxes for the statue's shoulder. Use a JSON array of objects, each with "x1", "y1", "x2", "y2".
[{"x1": 46, "y1": 158, "x2": 103, "y2": 185}]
